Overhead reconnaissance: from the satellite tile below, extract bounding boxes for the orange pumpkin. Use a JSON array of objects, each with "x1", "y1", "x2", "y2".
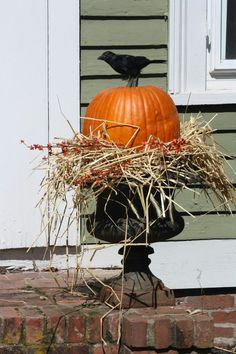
[{"x1": 83, "y1": 85, "x2": 180, "y2": 147}]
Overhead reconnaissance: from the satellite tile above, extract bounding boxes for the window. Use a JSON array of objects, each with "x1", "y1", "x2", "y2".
[
  {"x1": 207, "y1": 0, "x2": 236, "y2": 89},
  {"x1": 220, "y1": 0, "x2": 236, "y2": 61},
  {"x1": 168, "y1": 0, "x2": 236, "y2": 105}
]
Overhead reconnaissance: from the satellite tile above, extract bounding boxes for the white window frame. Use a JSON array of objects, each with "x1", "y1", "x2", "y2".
[
  {"x1": 207, "y1": 0, "x2": 236, "y2": 90},
  {"x1": 210, "y1": 0, "x2": 236, "y2": 72},
  {"x1": 168, "y1": 0, "x2": 236, "y2": 105}
]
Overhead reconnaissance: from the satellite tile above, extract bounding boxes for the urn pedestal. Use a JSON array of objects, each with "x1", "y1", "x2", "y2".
[
  {"x1": 87, "y1": 185, "x2": 184, "y2": 308},
  {"x1": 100, "y1": 245, "x2": 175, "y2": 308}
]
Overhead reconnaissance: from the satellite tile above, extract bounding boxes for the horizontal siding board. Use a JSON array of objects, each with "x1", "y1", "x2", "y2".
[
  {"x1": 175, "y1": 188, "x2": 236, "y2": 213},
  {"x1": 212, "y1": 133, "x2": 236, "y2": 156},
  {"x1": 225, "y1": 159, "x2": 236, "y2": 182},
  {"x1": 177, "y1": 108, "x2": 236, "y2": 130},
  {"x1": 178, "y1": 114, "x2": 236, "y2": 155},
  {"x1": 81, "y1": 77, "x2": 167, "y2": 103},
  {"x1": 81, "y1": 112, "x2": 236, "y2": 143},
  {"x1": 82, "y1": 214, "x2": 236, "y2": 243},
  {"x1": 173, "y1": 214, "x2": 236, "y2": 240},
  {"x1": 81, "y1": 19, "x2": 167, "y2": 46},
  {"x1": 81, "y1": 49, "x2": 167, "y2": 76},
  {"x1": 80, "y1": 182, "x2": 236, "y2": 244},
  {"x1": 210, "y1": 113, "x2": 236, "y2": 130},
  {"x1": 177, "y1": 132, "x2": 236, "y2": 156},
  {"x1": 81, "y1": 0, "x2": 168, "y2": 17}
]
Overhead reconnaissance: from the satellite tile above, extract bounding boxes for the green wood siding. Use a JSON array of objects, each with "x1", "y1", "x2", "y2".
[
  {"x1": 175, "y1": 107, "x2": 236, "y2": 240},
  {"x1": 81, "y1": 0, "x2": 167, "y2": 16},
  {"x1": 81, "y1": 49, "x2": 167, "y2": 76},
  {"x1": 80, "y1": 0, "x2": 236, "y2": 242},
  {"x1": 81, "y1": 19, "x2": 167, "y2": 47},
  {"x1": 81, "y1": 77, "x2": 167, "y2": 104},
  {"x1": 80, "y1": 0, "x2": 168, "y2": 106},
  {"x1": 178, "y1": 108, "x2": 236, "y2": 130},
  {"x1": 174, "y1": 215, "x2": 236, "y2": 240}
]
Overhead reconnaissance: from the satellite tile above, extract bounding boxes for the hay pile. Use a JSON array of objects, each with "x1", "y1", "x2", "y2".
[{"x1": 27, "y1": 115, "x2": 236, "y2": 244}]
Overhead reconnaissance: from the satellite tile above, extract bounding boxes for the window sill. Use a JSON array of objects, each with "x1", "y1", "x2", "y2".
[{"x1": 170, "y1": 91, "x2": 236, "y2": 106}]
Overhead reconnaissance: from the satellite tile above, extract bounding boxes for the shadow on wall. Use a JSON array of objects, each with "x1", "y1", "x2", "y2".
[{"x1": 0, "y1": 246, "x2": 77, "y2": 261}]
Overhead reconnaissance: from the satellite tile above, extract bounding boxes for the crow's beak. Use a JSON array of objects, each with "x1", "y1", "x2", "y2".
[{"x1": 97, "y1": 55, "x2": 103, "y2": 60}]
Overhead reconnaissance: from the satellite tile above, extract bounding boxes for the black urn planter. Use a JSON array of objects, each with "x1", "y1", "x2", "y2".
[{"x1": 87, "y1": 184, "x2": 184, "y2": 308}]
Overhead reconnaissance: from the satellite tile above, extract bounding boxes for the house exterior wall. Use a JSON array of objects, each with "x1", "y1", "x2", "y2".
[
  {"x1": 80, "y1": 0, "x2": 236, "y2": 242},
  {"x1": 80, "y1": 0, "x2": 168, "y2": 108},
  {"x1": 0, "y1": 0, "x2": 235, "y2": 284}
]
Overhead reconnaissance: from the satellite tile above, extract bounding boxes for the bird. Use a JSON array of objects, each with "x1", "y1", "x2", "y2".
[{"x1": 98, "y1": 51, "x2": 160, "y2": 87}]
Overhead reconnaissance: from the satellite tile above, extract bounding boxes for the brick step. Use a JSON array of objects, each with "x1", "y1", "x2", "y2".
[
  {"x1": 0, "y1": 302, "x2": 214, "y2": 353},
  {"x1": 0, "y1": 272, "x2": 235, "y2": 353}
]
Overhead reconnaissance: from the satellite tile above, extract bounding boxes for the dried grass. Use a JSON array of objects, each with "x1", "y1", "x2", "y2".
[
  {"x1": 38, "y1": 113, "x2": 235, "y2": 210},
  {"x1": 27, "y1": 113, "x2": 236, "y2": 260}
]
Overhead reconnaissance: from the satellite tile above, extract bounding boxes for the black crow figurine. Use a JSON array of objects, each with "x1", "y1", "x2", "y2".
[{"x1": 98, "y1": 51, "x2": 160, "y2": 87}]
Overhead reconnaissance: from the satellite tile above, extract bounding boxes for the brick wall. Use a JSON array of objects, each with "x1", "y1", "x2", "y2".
[
  {"x1": 177, "y1": 293, "x2": 236, "y2": 349},
  {"x1": 0, "y1": 292, "x2": 236, "y2": 353}
]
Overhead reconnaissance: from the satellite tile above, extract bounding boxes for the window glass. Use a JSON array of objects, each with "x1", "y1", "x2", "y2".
[{"x1": 225, "y1": 0, "x2": 236, "y2": 59}]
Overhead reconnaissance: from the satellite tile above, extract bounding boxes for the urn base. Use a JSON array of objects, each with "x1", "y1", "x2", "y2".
[{"x1": 99, "y1": 246, "x2": 175, "y2": 308}]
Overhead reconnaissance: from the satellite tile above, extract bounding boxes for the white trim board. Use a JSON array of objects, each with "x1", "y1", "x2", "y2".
[
  {"x1": 0, "y1": 0, "x2": 80, "y2": 249},
  {"x1": 1, "y1": 240, "x2": 236, "y2": 290},
  {"x1": 171, "y1": 92, "x2": 236, "y2": 106},
  {"x1": 81, "y1": 240, "x2": 236, "y2": 289}
]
